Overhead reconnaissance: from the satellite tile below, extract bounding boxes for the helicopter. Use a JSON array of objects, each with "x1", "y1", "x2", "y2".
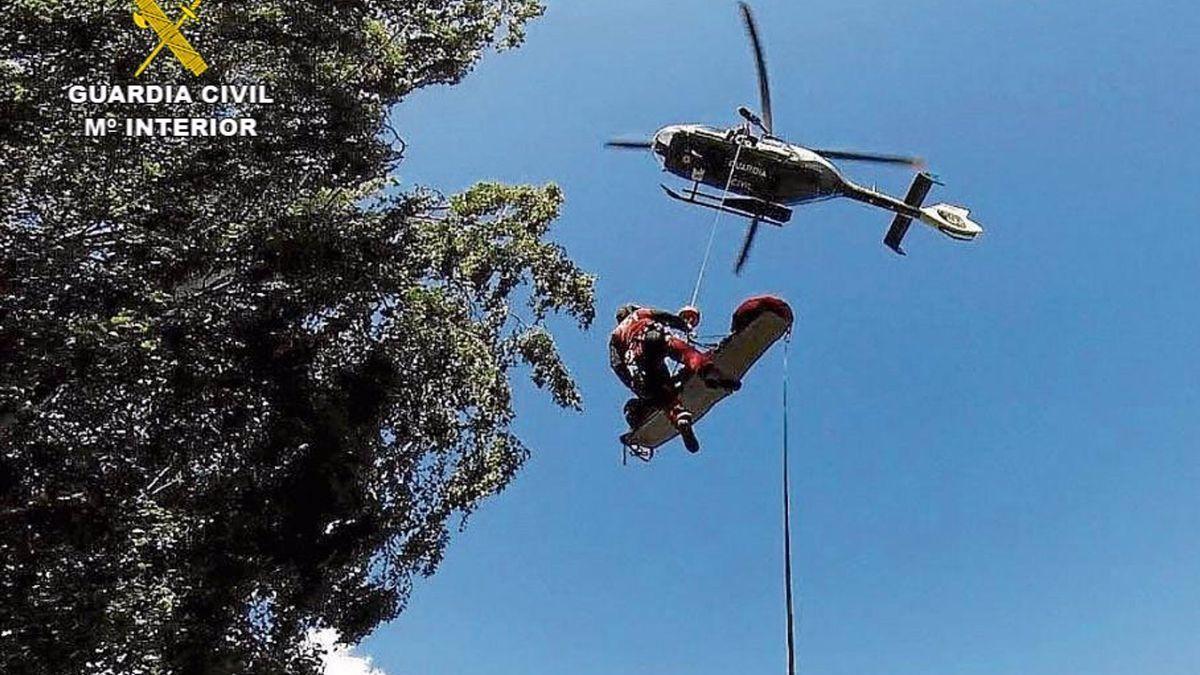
[{"x1": 607, "y1": 3, "x2": 983, "y2": 273}]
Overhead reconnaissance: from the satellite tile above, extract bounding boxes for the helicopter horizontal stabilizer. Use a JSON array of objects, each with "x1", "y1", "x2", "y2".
[{"x1": 883, "y1": 172, "x2": 936, "y2": 255}]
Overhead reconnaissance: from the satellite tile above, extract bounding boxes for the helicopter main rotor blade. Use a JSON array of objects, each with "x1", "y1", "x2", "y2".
[
  {"x1": 734, "y1": 217, "x2": 761, "y2": 275},
  {"x1": 739, "y1": 2, "x2": 773, "y2": 135},
  {"x1": 811, "y1": 149, "x2": 926, "y2": 168},
  {"x1": 605, "y1": 139, "x2": 653, "y2": 150}
]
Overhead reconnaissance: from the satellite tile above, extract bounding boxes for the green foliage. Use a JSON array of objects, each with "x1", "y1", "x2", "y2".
[{"x1": 0, "y1": 1, "x2": 594, "y2": 673}]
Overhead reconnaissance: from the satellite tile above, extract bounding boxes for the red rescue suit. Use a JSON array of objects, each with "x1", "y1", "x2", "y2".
[{"x1": 609, "y1": 308, "x2": 710, "y2": 423}]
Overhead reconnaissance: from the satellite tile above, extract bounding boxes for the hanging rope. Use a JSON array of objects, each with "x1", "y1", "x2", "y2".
[
  {"x1": 781, "y1": 335, "x2": 797, "y2": 675},
  {"x1": 688, "y1": 141, "x2": 745, "y2": 308}
]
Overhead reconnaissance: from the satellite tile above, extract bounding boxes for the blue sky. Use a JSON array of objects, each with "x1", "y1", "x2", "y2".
[{"x1": 356, "y1": 1, "x2": 1200, "y2": 673}]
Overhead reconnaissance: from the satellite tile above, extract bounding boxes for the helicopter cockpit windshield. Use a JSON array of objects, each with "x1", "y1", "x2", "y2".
[{"x1": 652, "y1": 128, "x2": 676, "y2": 154}]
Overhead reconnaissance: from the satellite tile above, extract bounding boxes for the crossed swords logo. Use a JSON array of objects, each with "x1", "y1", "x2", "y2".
[{"x1": 133, "y1": 0, "x2": 208, "y2": 77}]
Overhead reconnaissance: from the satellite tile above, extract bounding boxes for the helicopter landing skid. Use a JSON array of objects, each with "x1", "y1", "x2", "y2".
[{"x1": 661, "y1": 184, "x2": 791, "y2": 225}]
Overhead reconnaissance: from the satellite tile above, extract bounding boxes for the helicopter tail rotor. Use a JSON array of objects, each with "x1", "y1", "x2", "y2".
[{"x1": 920, "y1": 203, "x2": 983, "y2": 241}]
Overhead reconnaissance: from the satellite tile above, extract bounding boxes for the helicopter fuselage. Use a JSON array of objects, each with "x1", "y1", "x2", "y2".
[{"x1": 652, "y1": 124, "x2": 846, "y2": 206}]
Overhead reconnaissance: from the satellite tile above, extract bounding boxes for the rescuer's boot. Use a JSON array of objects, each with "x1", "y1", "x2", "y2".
[
  {"x1": 680, "y1": 426, "x2": 701, "y2": 453},
  {"x1": 670, "y1": 407, "x2": 700, "y2": 453}
]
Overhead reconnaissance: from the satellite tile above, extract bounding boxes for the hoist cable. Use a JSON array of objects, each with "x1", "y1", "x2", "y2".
[
  {"x1": 688, "y1": 141, "x2": 745, "y2": 308},
  {"x1": 781, "y1": 335, "x2": 797, "y2": 675}
]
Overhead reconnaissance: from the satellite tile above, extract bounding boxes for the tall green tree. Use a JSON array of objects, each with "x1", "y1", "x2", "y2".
[{"x1": 0, "y1": 2, "x2": 594, "y2": 673}]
